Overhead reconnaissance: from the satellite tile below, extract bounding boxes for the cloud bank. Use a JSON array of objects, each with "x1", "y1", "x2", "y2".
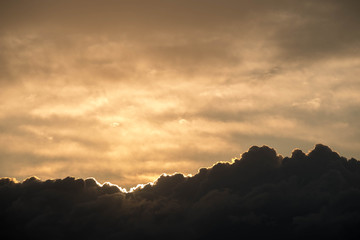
[
  {"x1": 1, "y1": 144, "x2": 360, "y2": 239},
  {"x1": 1, "y1": 0, "x2": 360, "y2": 190}
]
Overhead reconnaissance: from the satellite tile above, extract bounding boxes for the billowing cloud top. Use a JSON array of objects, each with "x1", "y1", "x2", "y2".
[{"x1": 1, "y1": 145, "x2": 360, "y2": 239}]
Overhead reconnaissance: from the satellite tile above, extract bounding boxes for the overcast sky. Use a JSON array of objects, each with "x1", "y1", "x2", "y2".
[{"x1": 1, "y1": 0, "x2": 360, "y2": 188}]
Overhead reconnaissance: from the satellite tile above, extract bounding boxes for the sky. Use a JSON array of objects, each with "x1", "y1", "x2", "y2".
[{"x1": 1, "y1": 0, "x2": 360, "y2": 189}]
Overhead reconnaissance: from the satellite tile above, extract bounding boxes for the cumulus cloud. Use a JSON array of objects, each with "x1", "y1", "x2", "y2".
[{"x1": 1, "y1": 145, "x2": 360, "y2": 239}]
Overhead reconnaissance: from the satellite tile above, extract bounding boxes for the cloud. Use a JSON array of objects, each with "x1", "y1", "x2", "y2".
[
  {"x1": 1, "y1": 144, "x2": 360, "y2": 239},
  {"x1": 1, "y1": 0, "x2": 359, "y2": 83},
  {"x1": 273, "y1": 0, "x2": 360, "y2": 62},
  {"x1": 1, "y1": 0, "x2": 360, "y2": 196}
]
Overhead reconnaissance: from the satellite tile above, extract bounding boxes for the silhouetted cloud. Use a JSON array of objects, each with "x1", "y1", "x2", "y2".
[{"x1": 1, "y1": 144, "x2": 360, "y2": 239}]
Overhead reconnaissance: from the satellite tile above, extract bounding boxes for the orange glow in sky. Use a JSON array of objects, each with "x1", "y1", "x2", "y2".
[{"x1": 1, "y1": 0, "x2": 360, "y2": 188}]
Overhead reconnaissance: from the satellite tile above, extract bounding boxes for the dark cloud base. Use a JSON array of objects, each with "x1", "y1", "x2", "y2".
[{"x1": 1, "y1": 144, "x2": 360, "y2": 239}]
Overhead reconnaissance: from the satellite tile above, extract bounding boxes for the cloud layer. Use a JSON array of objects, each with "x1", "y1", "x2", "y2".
[
  {"x1": 1, "y1": 0, "x2": 360, "y2": 187},
  {"x1": 1, "y1": 145, "x2": 360, "y2": 239}
]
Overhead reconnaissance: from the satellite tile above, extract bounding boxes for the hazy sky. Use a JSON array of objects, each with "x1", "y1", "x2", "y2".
[{"x1": 1, "y1": 0, "x2": 360, "y2": 188}]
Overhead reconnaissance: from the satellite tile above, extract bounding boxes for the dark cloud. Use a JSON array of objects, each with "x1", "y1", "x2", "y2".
[
  {"x1": 1, "y1": 144, "x2": 360, "y2": 239},
  {"x1": 1, "y1": 1, "x2": 360, "y2": 237},
  {"x1": 1, "y1": 0, "x2": 359, "y2": 83},
  {"x1": 273, "y1": 0, "x2": 360, "y2": 62}
]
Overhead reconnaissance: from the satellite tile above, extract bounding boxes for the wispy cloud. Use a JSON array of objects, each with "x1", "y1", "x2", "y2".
[{"x1": 0, "y1": 0, "x2": 360, "y2": 186}]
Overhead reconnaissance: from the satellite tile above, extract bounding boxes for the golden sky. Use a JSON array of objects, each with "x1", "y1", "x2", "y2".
[{"x1": 1, "y1": 0, "x2": 360, "y2": 189}]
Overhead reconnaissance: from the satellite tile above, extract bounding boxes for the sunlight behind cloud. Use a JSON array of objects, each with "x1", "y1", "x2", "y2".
[{"x1": 1, "y1": 0, "x2": 360, "y2": 188}]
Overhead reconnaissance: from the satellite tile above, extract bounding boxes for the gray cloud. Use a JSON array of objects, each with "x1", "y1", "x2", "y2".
[
  {"x1": 2, "y1": 145, "x2": 360, "y2": 239},
  {"x1": 2, "y1": 0, "x2": 359, "y2": 82},
  {"x1": 1, "y1": 0, "x2": 360, "y2": 188},
  {"x1": 272, "y1": 0, "x2": 360, "y2": 62}
]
